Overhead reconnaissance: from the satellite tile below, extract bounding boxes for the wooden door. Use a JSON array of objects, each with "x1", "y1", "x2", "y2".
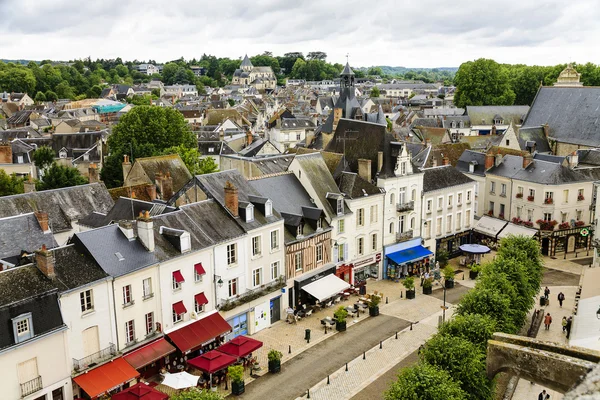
[
  {"x1": 17, "y1": 357, "x2": 38, "y2": 383},
  {"x1": 567, "y1": 236, "x2": 576, "y2": 252},
  {"x1": 82, "y1": 326, "x2": 100, "y2": 357}
]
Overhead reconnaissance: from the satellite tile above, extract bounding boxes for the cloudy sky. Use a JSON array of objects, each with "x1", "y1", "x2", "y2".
[{"x1": 1, "y1": 0, "x2": 599, "y2": 68}]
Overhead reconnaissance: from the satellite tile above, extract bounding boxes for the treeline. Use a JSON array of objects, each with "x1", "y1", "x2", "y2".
[
  {"x1": 386, "y1": 236, "x2": 543, "y2": 399},
  {"x1": 454, "y1": 58, "x2": 600, "y2": 108}
]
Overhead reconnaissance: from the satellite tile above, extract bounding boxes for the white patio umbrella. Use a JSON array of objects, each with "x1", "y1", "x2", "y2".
[{"x1": 161, "y1": 372, "x2": 199, "y2": 389}]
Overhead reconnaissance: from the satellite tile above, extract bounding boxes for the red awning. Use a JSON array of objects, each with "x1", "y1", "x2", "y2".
[
  {"x1": 167, "y1": 312, "x2": 231, "y2": 353},
  {"x1": 195, "y1": 292, "x2": 209, "y2": 306},
  {"x1": 217, "y1": 335, "x2": 263, "y2": 359},
  {"x1": 172, "y1": 301, "x2": 187, "y2": 315},
  {"x1": 194, "y1": 263, "x2": 206, "y2": 275},
  {"x1": 73, "y1": 357, "x2": 139, "y2": 399},
  {"x1": 111, "y1": 382, "x2": 168, "y2": 400},
  {"x1": 123, "y1": 338, "x2": 176, "y2": 370},
  {"x1": 173, "y1": 270, "x2": 185, "y2": 283},
  {"x1": 187, "y1": 350, "x2": 237, "y2": 374}
]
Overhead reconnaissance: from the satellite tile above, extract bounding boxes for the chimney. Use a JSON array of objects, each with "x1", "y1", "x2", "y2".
[
  {"x1": 569, "y1": 151, "x2": 579, "y2": 169},
  {"x1": 146, "y1": 184, "x2": 157, "y2": 201},
  {"x1": 542, "y1": 124, "x2": 549, "y2": 137},
  {"x1": 485, "y1": 152, "x2": 495, "y2": 170},
  {"x1": 137, "y1": 211, "x2": 155, "y2": 252},
  {"x1": 24, "y1": 177, "x2": 36, "y2": 193},
  {"x1": 161, "y1": 172, "x2": 173, "y2": 200},
  {"x1": 333, "y1": 108, "x2": 342, "y2": 131},
  {"x1": 425, "y1": 138, "x2": 431, "y2": 147},
  {"x1": 495, "y1": 154, "x2": 503, "y2": 167},
  {"x1": 491, "y1": 125, "x2": 497, "y2": 135},
  {"x1": 0, "y1": 142, "x2": 12, "y2": 164},
  {"x1": 88, "y1": 163, "x2": 99, "y2": 183},
  {"x1": 34, "y1": 211, "x2": 49, "y2": 232},
  {"x1": 119, "y1": 220, "x2": 135, "y2": 240},
  {"x1": 377, "y1": 151, "x2": 384, "y2": 173},
  {"x1": 224, "y1": 180, "x2": 239, "y2": 217},
  {"x1": 442, "y1": 156, "x2": 450, "y2": 166},
  {"x1": 306, "y1": 131, "x2": 315, "y2": 147},
  {"x1": 523, "y1": 154, "x2": 533, "y2": 169},
  {"x1": 219, "y1": 128, "x2": 225, "y2": 140},
  {"x1": 358, "y1": 159, "x2": 372, "y2": 182},
  {"x1": 35, "y1": 245, "x2": 55, "y2": 278},
  {"x1": 246, "y1": 130, "x2": 253, "y2": 146},
  {"x1": 122, "y1": 154, "x2": 132, "y2": 181}
]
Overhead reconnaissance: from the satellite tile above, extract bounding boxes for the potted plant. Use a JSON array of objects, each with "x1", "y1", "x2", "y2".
[
  {"x1": 575, "y1": 220, "x2": 586, "y2": 227},
  {"x1": 443, "y1": 266, "x2": 455, "y2": 289},
  {"x1": 469, "y1": 264, "x2": 481, "y2": 280},
  {"x1": 422, "y1": 278, "x2": 433, "y2": 295},
  {"x1": 527, "y1": 195, "x2": 535, "y2": 201},
  {"x1": 368, "y1": 293, "x2": 380, "y2": 316},
  {"x1": 228, "y1": 365, "x2": 245, "y2": 395},
  {"x1": 516, "y1": 193, "x2": 523, "y2": 198},
  {"x1": 436, "y1": 250, "x2": 449, "y2": 268},
  {"x1": 403, "y1": 276, "x2": 416, "y2": 299},
  {"x1": 267, "y1": 349, "x2": 283, "y2": 373},
  {"x1": 578, "y1": 194, "x2": 585, "y2": 201},
  {"x1": 334, "y1": 306, "x2": 348, "y2": 332}
]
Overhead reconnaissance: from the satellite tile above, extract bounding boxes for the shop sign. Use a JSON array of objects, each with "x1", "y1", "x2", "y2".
[
  {"x1": 354, "y1": 255, "x2": 376, "y2": 268},
  {"x1": 581, "y1": 228, "x2": 590, "y2": 237}
]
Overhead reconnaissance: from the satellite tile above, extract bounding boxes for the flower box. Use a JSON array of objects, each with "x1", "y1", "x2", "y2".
[
  {"x1": 536, "y1": 219, "x2": 558, "y2": 231},
  {"x1": 544, "y1": 198, "x2": 554, "y2": 204},
  {"x1": 523, "y1": 221, "x2": 534, "y2": 227},
  {"x1": 578, "y1": 194, "x2": 585, "y2": 201},
  {"x1": 499, "y1": 213, "x2": 505, "y2": 219},
  {"x1": 527, "y1": 196, "x2": 535, "y2": 202},
  {"x1": 559, "y1": 222, "x2": 570, "y2": 230},
  {"x1": 487, "y1": 210, "x2": 494, "y2": 216},
  {"x1": 575, "y1": 220, "x2": 586, "y2": 227},
  {"x1": 515, "y1": 193, "x2": 523, "y2": 199}
]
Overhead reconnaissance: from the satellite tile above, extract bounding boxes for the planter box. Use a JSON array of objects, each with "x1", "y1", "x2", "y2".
[
  {"x1": 232, "y1": 381, "x2": 245, "y2": 395},
  {"x1": 423, "y1": 286, "x2": 432, "y2": 295},
  {"x1": 268, "y1": 359, "x2": 281, "y2": 373},
  {"x1": 469, "y1": 270, "x2": 479, "y2": 280},
  {"x1": 540, "y1": 297, "x2": 547, "y2": 306},
  {"x1": 369, "y1": 306, "x2": 379, "y2": 317},
  {"x1": 336, "y1": 320, "x2": 347, "y2": 332},
  {"x1": 406, "y1": 289, "x2": 416, "y2": 299},
  {"x1": 445, "y1": 279, "x2": 455, "y2": 289}
]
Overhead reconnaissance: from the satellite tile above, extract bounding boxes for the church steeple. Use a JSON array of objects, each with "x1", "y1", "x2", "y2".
[
  {"x1": 240, "y1": 54, "x2": 253, "y2": 72},
  {"x1": 340, "y1": 62, "x2": 355, "y2": 88}
]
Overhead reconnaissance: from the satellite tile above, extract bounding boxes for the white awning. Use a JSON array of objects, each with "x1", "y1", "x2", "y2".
[
  {"x1": 473, "y1": 216, "x2": 508, "y2": 238},
  {"x1": 497, "y1": 222, "x2": 538, "y2": 239},
  {"x1": 301, "y1": 274, "x2": 350, "y2": 302}
]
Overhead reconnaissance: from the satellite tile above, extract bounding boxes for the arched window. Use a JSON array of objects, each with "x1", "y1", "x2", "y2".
[
  {"x1": 410, "y1": 217, "x2": 415, "y2": 229},
  {"x1": 389, "y1": 222, "x2": 394, "y2": 234},
  {"x1": 411, "y1": 189, "x2": 417, "y2": 201},
  {"x1": 390, "y1": 193, "x2": 395, "y2": 205}
]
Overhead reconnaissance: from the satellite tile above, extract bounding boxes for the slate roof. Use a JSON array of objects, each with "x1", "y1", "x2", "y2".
[
  {"x1": 151, "y1": 200, "x2": 246, "y2": 261},
  {"x1": 195, "y1": 170, "x2": 283, "y2": 231},
  {"x1": 108, "y1": 183, "x2": 157, "y2": 202},
  {"x1": 0, "y1": 183, "x2": 114, "y2": 233},
  {"x1": 129, "y1": 154, "x2": 192, "y2": 194},
  {"x1": 238, "y1": 138, "x2": 280, "y2": 157},
  {"x1": 341, "y1": 62, "x2": 355, "y2": 76},
  {"x1": 456, "y1": 150, "x2": 486, "y2": 177},
  {"x1": 6, "y1": 110, "x2": 32, "y2": 126},
  {"x1": 513, "y1": 158, "x2": 600, "y2": 185},
  {"x1": 337, "y1": 172, "x2": 383, "y2": 199},
  {"x1": 0, "y1": 213, "x2": 57, "y2": 261},
  {"x1": 423, "y1": 166, "x2": 474, "y2": 192},
  {"x1": 240, "y1": 55, "x2": 253, "y2": 68},
  {"x1": 517, "y1": 126, "x2": 551, "y2": 153},
  {"x1": 81, "y1": 197, "x2": 177, "y2": 228},
  {"x1": 71, "y1": 225, "x2": 159, "y2": 277},
  {"x1": 467, "y1": 106, "x2": 529, "y2": 126},
  {"x1": 522, "y1": 87, "x2": 600, "y2": 147},
  {"x1": 239, "y1": 154, "x2": 294, "y2": 175}
]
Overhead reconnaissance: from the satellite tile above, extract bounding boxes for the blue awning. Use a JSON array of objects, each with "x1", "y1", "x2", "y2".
[{"x1": 386, "y1": 246, "x2": 433, "y2": 265}]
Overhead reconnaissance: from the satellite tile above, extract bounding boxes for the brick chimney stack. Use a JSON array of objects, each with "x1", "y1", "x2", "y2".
[
  {"x1": 161, "y1": 172, "x2": 173, "y2": 200},
  {"x1": 122, "y1": 154, "x2": 132, "y2": 181},
  {"x1": 35, "y1": 244, "x2": 55, "y2": 278},
  {"x1": 145, "y1": 184, "x2": 157, "y2": 201},
  {"x1": 24, "y1": 176, "x2": 36, "y2": 193},
  {"x1": 224, "y1": 180, "x2": 239, "y2": 217},
  {"x1": 34, "y1": 210, "x2": 49, "y2": 232},
  {"x1": 523, "y1": 153, "x2": 534, "y2": 169},
  {"x1": 485, "y1": 151, "x2": 495, "y2": 170},
  {"x1": 88, "y1": 163, "x2": 99, "y2": 183},
  {"x1": 137, "y1": 211, "x2": 155, "y2": 252},
  {"x1": 0, "y1": 142, "x2": 12, "y2": 164},
  {"x1": 246, "y1": 130, "x2": 253, "y2": 146},
  {"x1": 425, "y1": 138, "x2": 431, "y2": 147},
  {"x1": 358, "y1": 159, "x2": 372, "y2": 182}
]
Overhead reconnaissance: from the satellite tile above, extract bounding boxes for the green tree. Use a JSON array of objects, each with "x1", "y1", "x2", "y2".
[
  {"x1": 170, "y1": 387, "x2": 224, "y2": 400},
  {"x1": 370, "y1": 86, "x2": 380, "y2": 98},
  {"x1": 101, "y1": 106, "x2": 196, "y2": 187},
  {"x1": 34, "y1": 92, "x2": 46, "y2": 103},
  {"x1": 87, "y1": 85, "x2": 103, "y2": 98},
  {"x1": 32, "y1": 146, "x2": 55, "y2": 170},
  {"x1": 307, "y1": 51, "x2": 327, "y2": 61},
  {"x1": 438, "y1": 314, "x2": 497, "y2": 352},
  {"x1": 160, "y1": 145, "x2": 202, "y2": 174},
  {"x1": 454, "y1": 58, "x2": 515, "y2": 108},
  {"x1": 420, "y1": 334, "x2": 493, "y2": 400},
  {"x1": 496, "y1": 235, "x2": 543, "y2": 294},
  {"x1": 45, "y1": 90, "x2": 58, "y2": 102},
  {"x1": 385, "y1": 362, "x2": 467, "y2": 400},
  {"x1": 508, "y1": 66, "x2": 545, "y2": 105},
  {"x1": 130, "y1": 94, "x2": 152, "y2": 105},
  {"x1": 457, "y1": 286, "x2": 516, "y2": 334},
  {"x1": 197, "y1": 156, "x2": 219, "y2": 175},
  {"x1": 0, "y1": 67, "x2": 36, "y2": 93},
  {"x1": 36, "y1": 163, "x2": 88, "y2": 191},
  {"x1": 55, "y1": 81, "x2": 75, "y2": 99},
  {"x1": 0, "y1": 170, "x2": 24, "y2": 196}
]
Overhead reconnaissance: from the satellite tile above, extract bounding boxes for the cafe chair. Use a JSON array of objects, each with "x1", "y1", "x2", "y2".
[{"x1": 305, "y1": 309, "x2": 313, "y2": 317}]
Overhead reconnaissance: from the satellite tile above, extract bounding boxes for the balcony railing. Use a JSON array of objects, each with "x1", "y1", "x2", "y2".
[
  {"x1": 219, "y1": 276, "x2": 286, "y2": 312},
  {"x1": 396, "y1": 230, "x2": 414, "y2": 243},
  {"x1": 20, "y1": 376, "x2": 42, "y2": 397},
  {"x1": 73, "y1": 343, "x2": 117, "y2": 373},
  {"x1": 396, "y1": 201, "x2": 414, "y2": 213}
]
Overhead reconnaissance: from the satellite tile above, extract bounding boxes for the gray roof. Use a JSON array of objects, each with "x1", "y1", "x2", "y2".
[
  {"x1": 337, "y1": 172, "x2": 383, "y2": 199},
  {"x1": 341, "y1": 62, "x2": 354, "y2": 76},
  {"x1": 467, "y1": 106, "x2": 530, "y2": 126},
  {"x1": 0, "y1": 213, "x2": 57, "y2": 261},
  {"x1": 517, "y1": 126, "x2": 551, "y2": 153},
  {"x1": 456, "y1": 150, "x2": 487, "y2": 177},
  {"x1": 0, "y1": 183, "x2": 114, "y2": 233},
  {"x1": 249, "y1": 173, "x2": 314, "y2": 216},
  {"x1": 195, "y1": 170, "x2": 283, "y2": 232},
  {"x1": 240, "y1": 54, "x2": 253, "y2": 68},
  {"x1": 423, "y1": 166, "x2": 474, "y2": 192},
  {"x1": 523, "y1": 87, "x2": 600, "y2": 147},
  {"x1": 71, "y1": 225, "x2": 158, "y2": 277}
]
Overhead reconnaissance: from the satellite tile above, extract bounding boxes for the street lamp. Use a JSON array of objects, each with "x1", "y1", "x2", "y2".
[
  {"x1": 596, "y1": 305, "x2": 600, "y2": 320},
  {"x1": 214, "y1": 275, "x2": 223, "y2": 287}
]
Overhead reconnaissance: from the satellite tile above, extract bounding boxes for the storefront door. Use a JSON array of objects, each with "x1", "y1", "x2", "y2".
[
  {"x1": 227, "y1": 313, "x2": 248, "y2": 340},
  {"x1": 567, "y1": 236, "x2": 576, "y2": 252},
  {"x1": 270, "y1": 297, "x2": 281, "y2": 323}
]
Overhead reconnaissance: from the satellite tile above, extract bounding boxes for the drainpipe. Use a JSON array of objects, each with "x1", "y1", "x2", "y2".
[{"x1": 111, "y1": 278, "x2": 120, "y2": 351}]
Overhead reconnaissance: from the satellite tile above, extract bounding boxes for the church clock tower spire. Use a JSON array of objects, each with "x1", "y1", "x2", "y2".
[{"x1": 340, "y1": 59, "x2": 355, "y2": 89}]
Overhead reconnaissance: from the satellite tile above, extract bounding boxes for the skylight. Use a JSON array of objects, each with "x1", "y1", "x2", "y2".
[{"x1": 115, "y1": 252, "x2": 125, "y2": 261}]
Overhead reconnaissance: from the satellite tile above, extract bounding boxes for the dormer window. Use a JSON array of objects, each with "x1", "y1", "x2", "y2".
[
  {"x1": 59, "y1": 150, "x2": 67, "y2": 159},
  {"x1": 246, "y1": 204, "x2": 254, "y2": 223},
  {"x1": 13, "y1": 313, "x2": 33, "y2": 343},
  {"x1": 180, "y1": 232, "x2": 191, "y2": 253},
  {"x1": 494, "y1": 118, "x2": 503, "y2": 125},
  {"x1": 316, "y1": 218, "x2": 323, "y2": 231},
  {"x1": 337, "y1": 199, "x2": 343, "y2": 215},
  {"x1": 265, "y1": 200, "x2": 273, "y2": 217},
  {"x1": 83, "y1": 153, "x2": 90, "y2": 161},
  {"x1": 297, "y1": 224, "x2": 303, "y2": 237}
]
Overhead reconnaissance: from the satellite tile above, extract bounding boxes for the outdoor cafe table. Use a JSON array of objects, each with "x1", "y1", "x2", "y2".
[
  {"x1": 345, "y1": 306, "x2": 358, "y2": 318},
  {"x1": 320, "y1": 317, "x2": 335, "y2": 333},
  {"x1": 354, "y1": 302, "x2": 368, "y2": 316}
]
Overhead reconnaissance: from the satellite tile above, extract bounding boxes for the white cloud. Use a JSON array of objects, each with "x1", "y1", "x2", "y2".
[{"x1": 1, "y1": 0, "x2": 599, "y2": 67}]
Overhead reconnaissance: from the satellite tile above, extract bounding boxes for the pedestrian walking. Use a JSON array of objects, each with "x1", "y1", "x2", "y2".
[
  {"x1": 538, "y1": 390, "x2": 547, "y2": 400},
  {"x1": 562, "y1": 316, "x2": 567, "y2": 333},
  {"x1": 546, "y1": 394, "x2": 550, "y2": 400},
  {"x1": 566, "y1": 316, "x2": 573, "y2": 339},
  {"x1": 544, "y1": 286, "x2": 550, "y2": 300},
  {"x1": 558, "y1": 292, "x2": 565, "y2": 307},
  {"x1": 544, "y1": 313, "x2": 553, "y2": 330}
]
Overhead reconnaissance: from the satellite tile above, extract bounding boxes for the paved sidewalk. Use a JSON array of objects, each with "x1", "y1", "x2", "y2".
[{"x1": 511, "y1": 285, "x2": 578, "y2": 400}]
